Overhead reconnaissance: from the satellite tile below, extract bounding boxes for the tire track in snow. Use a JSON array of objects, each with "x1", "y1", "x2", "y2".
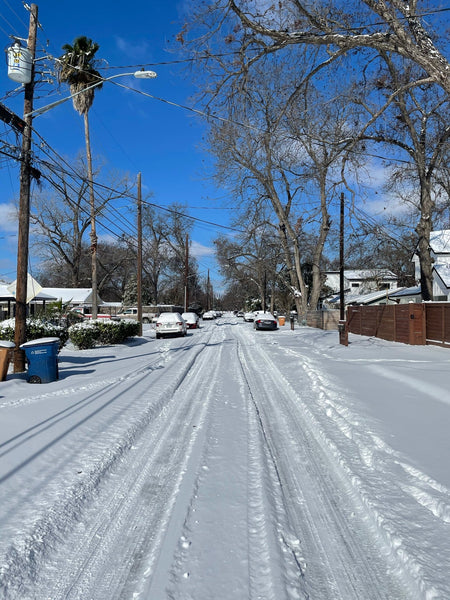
[
  {"x1": 272, "y1": 342, "x2": 450, "y2": 599},
  {"x1": 0, "y1": 329, "x2": 216, "y2": 599},
  {"x1": 165, "y1": 327, "x2": 292, "y2": 600},
  {"x1": 235, "y1": 326, "x2": 413, "y2": 599}
]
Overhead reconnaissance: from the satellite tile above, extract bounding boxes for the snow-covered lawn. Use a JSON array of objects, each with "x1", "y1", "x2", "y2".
[{"x1": 1, "y1": 315, "x2": 449, "y2": 599}]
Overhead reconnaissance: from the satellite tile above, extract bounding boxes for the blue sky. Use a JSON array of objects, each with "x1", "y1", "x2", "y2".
[{"x1": 0, "y1": 0, "x2": 232, "y2": 290}]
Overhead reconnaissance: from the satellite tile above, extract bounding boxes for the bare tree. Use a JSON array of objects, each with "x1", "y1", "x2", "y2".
[
  {"x1": 227, "y1": 0, "x2": 450, "y2": 95},
  {"x1": 215, "y1": 211, "x2": 283, "y2": 310},
  {"x1": 354, "y1": 54, "x2": 450, "y2": 299},
  {"x1": 182, "y1": 0, "x2": 449, "y2": 300},
  {"x1": 31, "y1": 156, "x2": 134, "y2": 288},
  {"x1": 197, "y1": 49, "x2": 362, "y2": 313},
  {"x1": 139, "y1": 203, "x2": 199, "y2": 306}
]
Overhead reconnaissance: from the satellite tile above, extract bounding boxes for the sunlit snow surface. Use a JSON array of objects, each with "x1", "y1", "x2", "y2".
[{"x1": 1, "y1": 316, "x2": 449, "y2": 599}]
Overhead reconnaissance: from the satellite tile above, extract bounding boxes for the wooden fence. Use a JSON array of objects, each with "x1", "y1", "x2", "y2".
[{"x1": 346, "y1": 303, "x2": 450, "y2": 347}]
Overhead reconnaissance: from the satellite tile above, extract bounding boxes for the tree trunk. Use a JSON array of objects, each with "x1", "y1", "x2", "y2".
[
  {"x1": 416, "y1": 178, "x2": 434, "y2": 301},
  {"x1": 84, "y1": 111, "x2": 98, "y2": 318},
  {"x1": 309, "y1": 173, "x2": 331, "y2": 310}
]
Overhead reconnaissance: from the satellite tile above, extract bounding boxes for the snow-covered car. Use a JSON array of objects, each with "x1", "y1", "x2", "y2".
[
  {"x1": 155, "y1": 312, "x2": 187, "y2": 338},
  {"x1": 243, "y1": 311, "x2": 255, "y2": 322},
  {"x1": 254, "y1": 312, "x2": 278, "y2": 330},
  {"x1": 202, "y1": 311, "x2": 215, "y2": 320},
  {"x1": 182, "y1": 312, "x2": 200, "y2": 329}
]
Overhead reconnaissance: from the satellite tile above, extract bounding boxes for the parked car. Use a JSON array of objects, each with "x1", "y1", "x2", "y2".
[
  {"x1": 182, "y1": 312, "x2": 200, "y2": 329},
  {"x1": 113, "y1": 307, "x2": 156, "y2": 324},
  {"x1": 236, "y1": 310, "x2": 244, "y2": 318},
  {"x1": 202, "y1": 310, "x2": 215, "y2": 320},
  {"x1": 244, "y1": 311, "x2": 255, "y2": 322},
  {"x1": 254, "y1": 312, "x2": 278, "y2": 330},
  {"x1": 155, "y1": 312, "x2": 187, "y2": 338}
]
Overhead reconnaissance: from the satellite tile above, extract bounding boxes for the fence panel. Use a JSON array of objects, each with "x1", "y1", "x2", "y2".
[
  {"x1": 347, "y1": 304, "x2": 426, "y2": 345},
  {"x1": 425, "y1": 303, "x2": 450, "y2": 346}
]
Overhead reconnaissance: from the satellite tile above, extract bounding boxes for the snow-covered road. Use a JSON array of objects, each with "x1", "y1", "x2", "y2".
[{"x1": 1, "y1": 316, "x2": 449, "y2": 599}]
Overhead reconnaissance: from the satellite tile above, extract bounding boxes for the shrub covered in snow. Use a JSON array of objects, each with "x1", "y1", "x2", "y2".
[
  {"x1": 0, "y1": 318, "x2": 68, "y2": 346},
  {"x1": 68, "y1": 319, "x2": 139, "y2": 349}
]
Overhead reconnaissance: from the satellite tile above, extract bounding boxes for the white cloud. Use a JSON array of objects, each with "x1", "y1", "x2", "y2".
[
  {"x1": 0, "y1": 203, "x2": 18, "y2": 232},
  {"x1": 191, "y1": 240, "x2": 214, "y2": 258},
  {"x1": 114, "y1": 36, "x2": 150, "y2": 58}
]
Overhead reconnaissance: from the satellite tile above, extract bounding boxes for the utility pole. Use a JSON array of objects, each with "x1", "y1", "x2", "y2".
[
  {"x1": 206, "y1": 270, "x2": 210, "y2": 311},
  {"x1": 136, "y1": 173, "x2": 143, "y2": 336},
  {"x1": 339, "y1": 191, "x2": 345, "y2": 321},
  {"x1": 14, "y1": 4, "x2": 38, "y2": 373},
  {"x1": 339, "y1": 191, "x2": 348, "y2": 346},
  {"x1": 184, "y1": 233, "x2": 189, "y2": 313}
]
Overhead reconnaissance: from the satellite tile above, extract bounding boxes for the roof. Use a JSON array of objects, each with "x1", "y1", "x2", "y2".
[
  {"x1": 433, "y1": 264, "x2": 450, "y2": 289},
  {"x1": 0, "y1": 283, "x2": 57, "y2": 302},
  {"x1": 345, "y1": 289, "x2": 397, "y2": 305},
  {"x1": 41, "y1": 288, "x2": 101, "y2": 304},
  {"x1": 429, "y1": 230, "x2": 450, "y2": 254},
  {"x1": 343, "y1": 269, "x2": 397, "y2": 280},
  {"x1": 329, "y1": 287, "x2": 408, "y2": 306},
  {"x1": 389, "y1": 286, "x2": 422, "y2": 298}
]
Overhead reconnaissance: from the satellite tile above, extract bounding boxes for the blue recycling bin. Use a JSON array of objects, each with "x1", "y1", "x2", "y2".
[{"x1": 20, "y1": 337, "x2": 60, "y2": 383}]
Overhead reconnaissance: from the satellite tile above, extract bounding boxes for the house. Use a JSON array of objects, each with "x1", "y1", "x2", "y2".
[
  {"x1": 40, "y1": 287, "x2": 104, "y2": 312},
  {"x1": 412, "y1": 230, "x2": 450, "y2": 300},
  {"x1": 0, "y1": 280, "x2": 57, "y2": 319},
  {"x1": 0, "y1": 277, "x2": 107, "y2": 319},
  {"x1": 324, "y1": 269, "x2": 398, "y2": 296}
]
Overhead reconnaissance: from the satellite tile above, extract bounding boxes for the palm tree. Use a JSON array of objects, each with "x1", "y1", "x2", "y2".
[{"x1": 58, "y1": 36, "x2": 103, "y2": 318}]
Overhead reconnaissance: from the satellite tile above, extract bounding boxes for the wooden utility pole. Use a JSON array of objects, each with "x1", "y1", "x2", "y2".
[
  {"x1": 339, "y1": 191, "x2": 345, "y2": 321},
  {"x1": 14, "y1": 4, "x2": 38, "y2": 372},
  {"x1": 339, "y1": 192, "x2": 348, "y2": 346},
  {"x1": 184, "y1": 233, "x2": 189, "y2": 313},
  {"x1": 137, "y1": 173, "x2": 143, "y2": 336}
]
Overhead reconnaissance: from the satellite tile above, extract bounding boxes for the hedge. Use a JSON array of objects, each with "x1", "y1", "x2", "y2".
[
  {"x1": 68, "y1": 319, "x2": 140, "y2": 349},
  {"x1": 0, "y1": 318, "x2": 68, "y2": 347},
  {"x1": 0, "y1": 317, "x2": 140, "y2": 350}
]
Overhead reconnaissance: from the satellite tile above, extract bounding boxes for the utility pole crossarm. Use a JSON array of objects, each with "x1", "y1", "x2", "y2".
[{"x1": 0, "y1": 102, "x2": 26, "y2": 133}]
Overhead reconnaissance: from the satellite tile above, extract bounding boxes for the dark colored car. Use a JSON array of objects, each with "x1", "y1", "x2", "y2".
[{"x1": 254, "y1": 312, "x2": 278, "y2": 330}]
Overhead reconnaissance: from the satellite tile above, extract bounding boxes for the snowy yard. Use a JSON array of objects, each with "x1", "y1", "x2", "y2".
[{"x1": 0, "y1": 314, "x2": 449, "y2": 599}]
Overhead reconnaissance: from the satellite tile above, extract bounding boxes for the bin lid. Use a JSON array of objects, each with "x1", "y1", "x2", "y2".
[
  {"x1": 20, "y1": 337, "x2": 60, "y2": 348},
  {"x1": 0, "y1": 340, "x2": 15, "y2": 348}
]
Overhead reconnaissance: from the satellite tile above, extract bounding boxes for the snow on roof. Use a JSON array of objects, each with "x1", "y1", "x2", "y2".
[
  {"x1": 429, "y1": 230, "x2": 450, "y2": 254},
  {"x1": 0, "y1": 284, "x2": 13, "y2": 299},
  {"x1": 41, "y1": 288, "x2": 100, "y2": 304},
  {"x1": 345, "y1": 289, "x2": 396, "y2": 305},
  {"x1": 343, "y1": 269, "x2": 397, "y2": 280},
  {"x1": 0, "y1": 284, "x2": 57, "y2": 301},
  {"x1": 434, "y1": 264, "x2": 450, "y2": 289},
  {"x1": 389, "y1": 286, "x2": 421, "y2": 298}
]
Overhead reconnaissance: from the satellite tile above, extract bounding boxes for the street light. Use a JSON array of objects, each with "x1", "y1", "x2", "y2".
[
  {"x1": 25, "y1": 70, "x2": 157, "y2": 118},
  {"x1": 13, "y1": 67, "x2": 156, "y2": 371}
]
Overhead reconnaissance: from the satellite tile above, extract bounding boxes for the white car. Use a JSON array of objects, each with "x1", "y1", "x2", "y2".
[
  {"x1": 202, "y1": 311, "x2": 215, "y2": 320},
  {"x1": 182, "y1": 312, "x2": 200, "y2": 329},
  {"x1": 155, "y1": 312, "x2": 187, "y2": 338},
  {"x1": 243, "y1": 311, "x2": 255, "y2": 322}
]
